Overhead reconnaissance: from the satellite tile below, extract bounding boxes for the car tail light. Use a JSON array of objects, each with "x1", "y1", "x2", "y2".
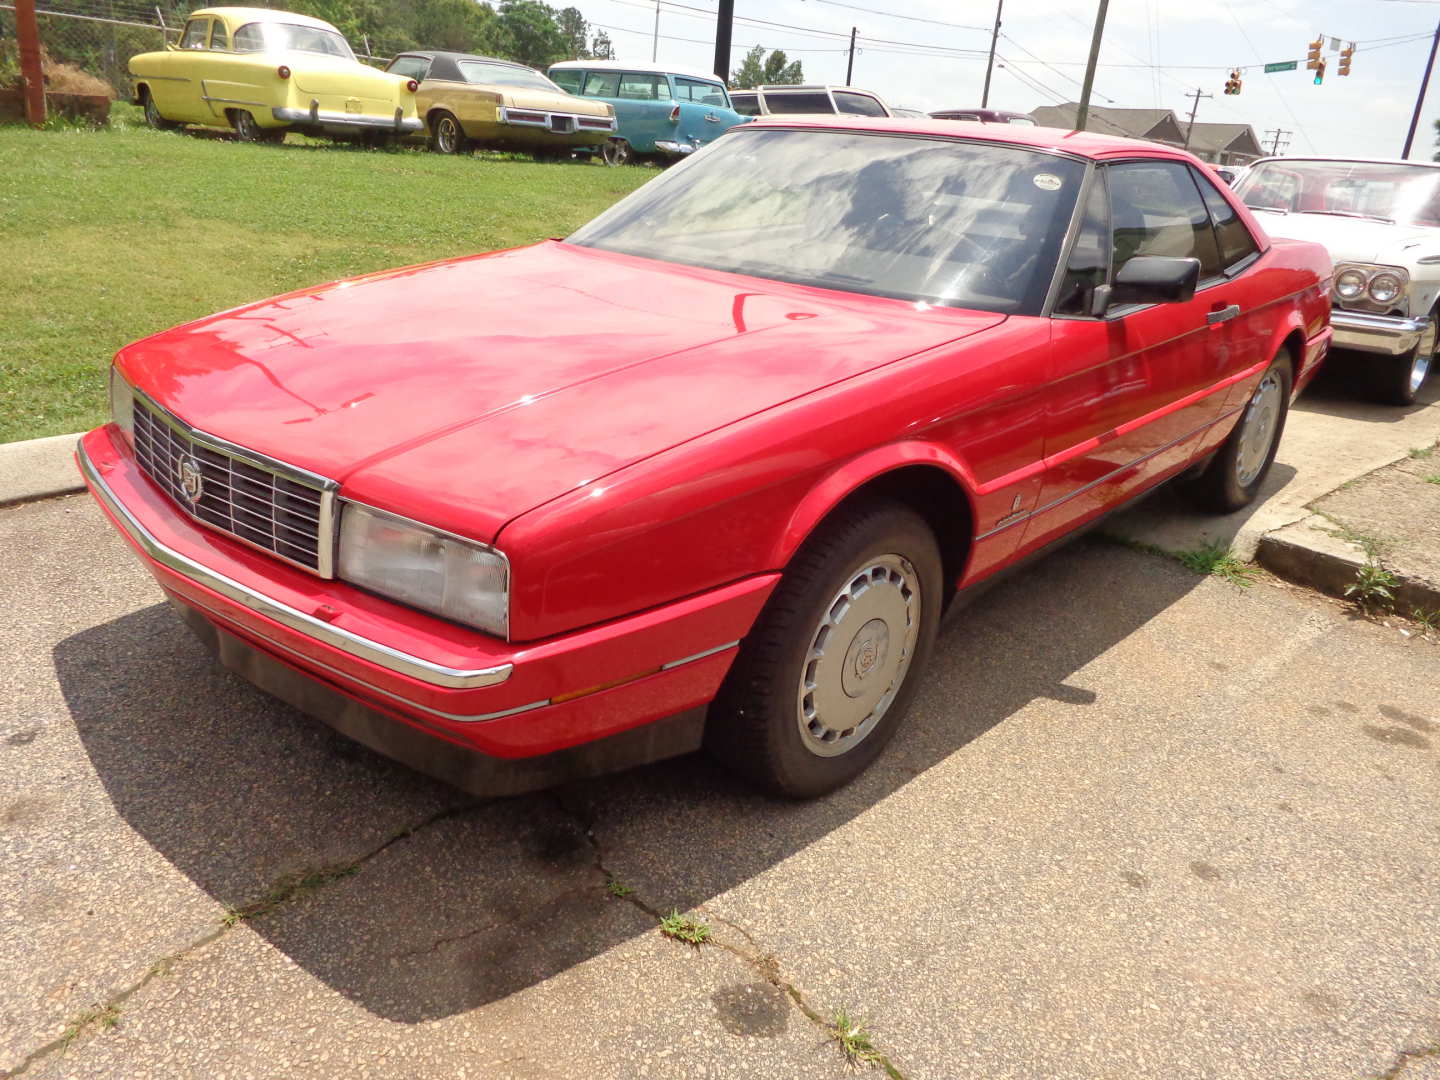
[
  {"x1": 669, "y1": 104, "x2": 680, "y2": 123},
  {"x1": 277, "y1": 64, "x2": 291, "y2": 79},
  {"x1": 406, "y1": 79, "x2": 418, "y2": 93}
]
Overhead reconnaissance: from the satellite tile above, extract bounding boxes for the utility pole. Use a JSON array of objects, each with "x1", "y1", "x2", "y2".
[
  {"x1": 1263, "y1": 128, "x2": 1292, "y2": 156},
  {"x1": 1075, "y1": 0, "x2": 1110, "y2": 131},
  {"x1": 713, "y1": 0, "x2": 733, "y2": 84},
  {"x1": 845, "y1": 26, "x2": 857, "y2": 85},
  {"x1": 651, "y1": 0, "x2": 660, "y2": 63},
  {"x1": 1402, "y1": 20, "x2": 1440, "y2": 158},
  {"x1": 15, "y1": 0, "x2": 45, "y2": 126},
  {"x1": 981, "y1": 0, "x2": 1003, "y2": 109},
  {"x1": 1182, "y1": 87, "x2": 1212, "y2": 149}
]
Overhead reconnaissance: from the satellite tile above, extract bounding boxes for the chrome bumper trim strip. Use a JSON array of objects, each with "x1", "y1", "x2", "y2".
[
  {"x1": 272, "y1": 106, "x2": 423, "y2": 133},
  {"x1": 79, "y1": 440, "x2": 514, "y2": 691},
  {"x1": 1330, "y1": 310, "x2": 1428, "y2": 357}
]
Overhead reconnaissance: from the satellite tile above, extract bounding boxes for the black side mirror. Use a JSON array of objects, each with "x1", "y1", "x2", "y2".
[{"x1": 1088, "y1": 256, "x2": 1201, "y2": 317}]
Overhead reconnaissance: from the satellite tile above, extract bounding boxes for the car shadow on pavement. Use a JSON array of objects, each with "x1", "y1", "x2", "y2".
[
  {"x1": 1296, "y1": 359, "x2": 1440, "y2": 421},
  {"x1": 54, "y1": 536, "x2": 1208, "y2": 1024}
]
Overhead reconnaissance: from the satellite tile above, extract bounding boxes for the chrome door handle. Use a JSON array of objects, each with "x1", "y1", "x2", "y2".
[
  {"x1": 704, "y1": 114, "x2": 722, "y2": 122},
  {"x1": 1207, "y1": 304, "x2": 1241, "y2": 325}
]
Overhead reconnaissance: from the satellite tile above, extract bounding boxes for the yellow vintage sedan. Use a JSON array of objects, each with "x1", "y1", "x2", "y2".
[
  {"x1": 384, "y1": 51, "x2": 615, "y2": 157},
  {"x1": 130, "y1": 7, "x2": 421, "y2": 142}
]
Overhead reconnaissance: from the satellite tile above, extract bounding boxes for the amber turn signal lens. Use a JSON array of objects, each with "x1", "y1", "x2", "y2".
[
  {"x1": 407, "y1": 79, "x2": 419, "y2": 93},
  {"x1": 277, "y1": 65, "x2": 291, "y2": 79}
]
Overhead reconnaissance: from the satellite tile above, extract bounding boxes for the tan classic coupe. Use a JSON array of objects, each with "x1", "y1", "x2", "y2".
[{"x1": 385, "y1": 51, "x2": 616, "y2": 157}]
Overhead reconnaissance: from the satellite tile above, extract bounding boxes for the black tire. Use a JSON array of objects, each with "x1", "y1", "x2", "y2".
[
  {"x1": 1368, "y1": 313, "x2": 1435, "y2": 406},
  {"x1": 601, "y1": 137, "x2": 632, "y2": 167},
  {"x1": 142, "y1": 90, "x2": 176, "y2": 131},
  {"x1": 429, "y1": 112, "x2": 466, "y2": 154},
  {"x1": 1189, "y1": 354, "x2": 1292, "y2": 513},
  {"x1": 230, "y1": 109, "x2": 276, "y2": 143},
  {"x1": 706, "y1": 499, "x2": 943, "y2": 798}
]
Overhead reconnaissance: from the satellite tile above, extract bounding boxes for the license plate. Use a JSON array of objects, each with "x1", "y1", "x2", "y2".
[{"x1": 345, "y1": 99, "x2": 361, "y2": 114}]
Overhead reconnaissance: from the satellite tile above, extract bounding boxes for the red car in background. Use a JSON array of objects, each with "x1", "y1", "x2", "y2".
[{"x1": 80, "y1": 119, "x2": 1332, "y2": 799}]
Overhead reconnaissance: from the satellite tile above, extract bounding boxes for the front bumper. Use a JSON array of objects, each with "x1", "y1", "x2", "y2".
[
  {"x1": 77, "y1": 425, "x2": 776, "y2": 781},
  {"x1": 273, "y1": 105, "x2": 423, "y2": 134},
  {"x1": 1330, "y1": 309, "x2": 1428, "y2": 357}
]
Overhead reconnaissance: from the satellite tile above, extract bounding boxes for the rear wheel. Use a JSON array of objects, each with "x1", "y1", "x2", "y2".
[
  {"x1": 1370, "y1": 312, "x2": 1435, "y2": 406},
  {"x1": 706, "y1": 499, "x2": 943, "y2": 798},
  {"x1": 601, "y1": 137, "x2": 632, "y2": 167},
  {"x1": 230, "y1": 109, "x2": 281, "y2": 143},
  {"x1": 429, "y1": 112, "x2": 466, "y2": 154},
  {"x1": 1189, "y1": 354, "x2": 1291, "y2": 513}
]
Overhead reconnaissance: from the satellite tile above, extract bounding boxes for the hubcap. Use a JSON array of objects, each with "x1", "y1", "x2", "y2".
[
  {"x1": 145, "y1": 98, "x2": 159, "y2": 125},
  {"x1": 604, "y1": 139, "x2": 628, "y2": 165},
  {"x1": 1235, "y1": 370, "x2": 1281, "y2": 488},
  {"x1": 795, "y1": 555, "x2": 921, "y2": 758},
  {"x1": 438, "y1": 118, "x2": 457, "y2": 152},
  {"x1": 236, "y1": 113, "x2": 254, "y2": 139}
]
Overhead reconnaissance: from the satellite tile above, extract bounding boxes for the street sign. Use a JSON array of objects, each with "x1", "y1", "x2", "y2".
[{"x1": 1264, "y1": 61, "x2": 1298, "y2": 73}]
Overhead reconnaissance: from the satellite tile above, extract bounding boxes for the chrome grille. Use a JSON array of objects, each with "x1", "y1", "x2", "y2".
[{"x1": 131, "y1": 395, "x2": 337, "y2": 576}]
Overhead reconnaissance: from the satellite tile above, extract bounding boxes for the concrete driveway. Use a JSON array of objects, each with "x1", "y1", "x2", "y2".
[{"x1": 3, "y1": 462, "x2": 1439, "y2": 1078}]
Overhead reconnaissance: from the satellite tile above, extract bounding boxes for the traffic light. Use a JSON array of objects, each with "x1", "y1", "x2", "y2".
[
  {"x1": 1338, "y1": 43, "x2": 1354, "y2": 76},
  {"x1": 1306, "y1": 37, "x2": 1323, "y2": 70},
  {"x1": 1224, "y1": 69, "x2": 1242, "y2": 95},
  {"x1": 1313, "y1": 58, "x2": 1326, "y2": 85}
]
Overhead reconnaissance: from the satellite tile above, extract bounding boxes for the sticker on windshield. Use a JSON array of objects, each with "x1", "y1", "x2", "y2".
[{"x1": 1033, "y1": 173, "x2": 1062, "y2": 191}]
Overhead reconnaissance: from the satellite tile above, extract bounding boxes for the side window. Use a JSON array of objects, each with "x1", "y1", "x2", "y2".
[
  {"x1": 387, "y1": 56, "x2": 430, "y2": 82},
  {"x1": 833, "y1": 91, "x2": 886, "y2": 117},
  {"x1": 550, "y1": 69, "x2": 582, "y2": 93},
  {"x1": 675, "y1": 76, "x2": 727, "y2": 105},
  {"x1": 581, "y1": 71, "x2": 620, "y2": 97},
  {"x1": 1108, "y1": 161, "x2": 1222, "y2": 282},
  {"x1": 617, "y1": 73, "x2": 666, "y2": 100},
  {"x1": 1055, "y1": 172, "x2": 1111, "y2": 316},
  {"x1": 209, "y1": 20, "x2": 228, "y2": 50},
  {"x1": 1191, "y1": 167, "x2": 1260, "y2": 272},
  {"x1": 763, "y1": 91, "x2": 834, "y2": 114},
  {"x1": 232, "y1": 23, "x2": 264, "y2": 51},
  {"x1": 179, "y1": 19, "x2": 209, "y2": 49},
  {"x1": 730, "y1": 92, "x2": 760, "y2": 115}
]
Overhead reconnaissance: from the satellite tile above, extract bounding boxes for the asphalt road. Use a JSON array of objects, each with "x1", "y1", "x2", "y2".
[{"x1": 3, "y1": 482, "x2": 1439, "y2": 1080}]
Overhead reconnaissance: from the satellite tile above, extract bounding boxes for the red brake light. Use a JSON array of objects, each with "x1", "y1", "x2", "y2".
[
  {"x1": 668, "y1": 104, "x2": 680, "y2": 123},
  {"x1": 277, "y1": 64, "x2": 290, "y2": 79},
  {"x1": 406, "y1": 79, "x2": 418, "y2": 93}
]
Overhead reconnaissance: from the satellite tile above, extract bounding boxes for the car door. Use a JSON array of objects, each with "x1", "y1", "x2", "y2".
[
  {"x1": 159, "y1": 16, "x2": 212, "y2": 121},
  {"x1": 579, "y1": 70, "x2": 667, "y2": 151},
  {"x1": 672, "y1": 75, "x2": 737, "y2": 146},
  {"x1": 1023, "y1": 159, "x2": 1232, "y2": 549}
]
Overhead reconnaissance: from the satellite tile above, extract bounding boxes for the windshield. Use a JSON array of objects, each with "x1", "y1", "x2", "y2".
[
  {"x1": 459, "y1": 60, "x2": 560, "y2": 92},
  {"x1": 1236, "y1": 160, "x2": 1440, "y2": 227},
  {"x1": 237, "y1": 22, "x2": 356, "y2": 59},
  {"x1": 568, "y1": 129, "x2": 1084, "y2": 314}
]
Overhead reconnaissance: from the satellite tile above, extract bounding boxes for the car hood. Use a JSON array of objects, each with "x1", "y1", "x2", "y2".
[
  {"x1": 117, "y1": 242, "x2": 1004, "y2": 542},
  {"x1": 1249, "y1": 209, "x2": 1440, "y2": 266}
]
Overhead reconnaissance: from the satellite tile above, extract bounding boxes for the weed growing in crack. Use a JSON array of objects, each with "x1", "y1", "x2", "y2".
[
  {"x1": 59, "y1": 1004, "x2": 120, "y2": 1049},
  {"x1": 1346, "y1": 563, "x2": 1399, "y2": 614},
  {"x1": 831, "y1": 1009, "x2": 882, "y2": 1066},
  {"x1": 604, "y1": 873, "x2": 635, "y2": 899},
  {"x1": 1407, "y1": 444, "x2": 1435, "y2": 460},
  {"x1": 1425, "y1": 473, "x2": 1440, "y2": 486},
  {"x1": 659, "y1": 910, "x2": 710, "y2": 946},
  {"x1": 1411, "y1": 608, "x2": 1440, "y2": 634},
  {"x1": 221, "y1": 864, "x2": 360, "y2": 926},
  {"x1": 1177, "y1": 541, "x2": 1255, "y2": 587}
]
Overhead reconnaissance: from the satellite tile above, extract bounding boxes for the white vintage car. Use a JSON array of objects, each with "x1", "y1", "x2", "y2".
[{"x1": 1235, "y1": 157, "x2": 1440, "y2": 404}]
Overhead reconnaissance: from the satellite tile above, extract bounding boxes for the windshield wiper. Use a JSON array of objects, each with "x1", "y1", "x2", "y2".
[{"x1": 1303, "y1": 210, "x2": 1397, "y2": 225}]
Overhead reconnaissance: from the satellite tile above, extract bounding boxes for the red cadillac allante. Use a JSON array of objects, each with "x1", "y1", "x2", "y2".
[{"x1": 80, "y1": 118, "x2": 1332, "y2": 799}]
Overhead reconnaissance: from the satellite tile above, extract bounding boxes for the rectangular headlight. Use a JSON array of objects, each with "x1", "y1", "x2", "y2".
[
  {"x1": 338, "y1": 503, "x2": 509, "y2": 638},
  {"x1": 109, "y1": 366, "x2": 135, "y2": 439}
]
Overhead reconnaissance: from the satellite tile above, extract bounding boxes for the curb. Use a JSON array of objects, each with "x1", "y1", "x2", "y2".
[
  {"x1": 0, "y1": 433, "x2": 85, "y2": 508},
  {"x1": 1257, "y1": 512, "x2": 1440, "y2": 615}
]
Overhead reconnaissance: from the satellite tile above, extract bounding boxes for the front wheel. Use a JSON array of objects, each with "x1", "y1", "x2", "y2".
[
  {"x1": 706, "y1": 499, "x2": 942, "y2": 798},
  {"x1": 1370, "y1": 314, "x2": 1435, "y2": 406},
  {"x1": 1189, "y1": 355, "x2": 1292, "y2": 513},
  {"x1": 142, "y1": 92, "x2": 176, "y2": 131}
]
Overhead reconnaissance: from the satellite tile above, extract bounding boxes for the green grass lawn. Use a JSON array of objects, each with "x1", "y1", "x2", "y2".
[{"x1": 0, "y1": 106, "x2": 652, "y2": 442}]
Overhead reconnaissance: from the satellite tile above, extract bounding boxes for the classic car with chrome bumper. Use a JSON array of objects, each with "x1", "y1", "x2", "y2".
[{"x1": 1329, "y1": 309, "x2": 1430, "y2": 356}]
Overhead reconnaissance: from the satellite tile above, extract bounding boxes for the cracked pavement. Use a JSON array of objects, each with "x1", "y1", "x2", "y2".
[{"x1": 3, "y1": 486, "x2": 1440, "y2": 1079}]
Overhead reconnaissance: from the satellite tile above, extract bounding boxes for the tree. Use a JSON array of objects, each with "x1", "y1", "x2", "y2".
[
  {"x1": 556, "y1": 6, "x2": 589, "y2": 59},
  {"x1": 590, "y1": 29, "x2": 615, "y2": 60},
  {"x1": 730, "y1": 45, "x2": 802, "y2": 88},
  {"x1": 411, "y1": 0, "x2": 502, "y2": 55},
  {"x1": 493, "y1": 0, "x2": 567, "y2": 68}
]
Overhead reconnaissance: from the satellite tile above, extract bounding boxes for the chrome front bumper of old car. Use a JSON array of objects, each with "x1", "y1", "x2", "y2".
[
  {"x1": 1330, "y1": 309, "x2": 1429, "y2": 356},
  {"x1": 273, "y1": 105, "x2": 423, "y2": 134}
]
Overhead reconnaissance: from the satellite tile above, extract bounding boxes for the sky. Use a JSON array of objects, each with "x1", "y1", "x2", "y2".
[{"x1": 574, "y1": 0, "x2": 1440, "y2": 160}]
